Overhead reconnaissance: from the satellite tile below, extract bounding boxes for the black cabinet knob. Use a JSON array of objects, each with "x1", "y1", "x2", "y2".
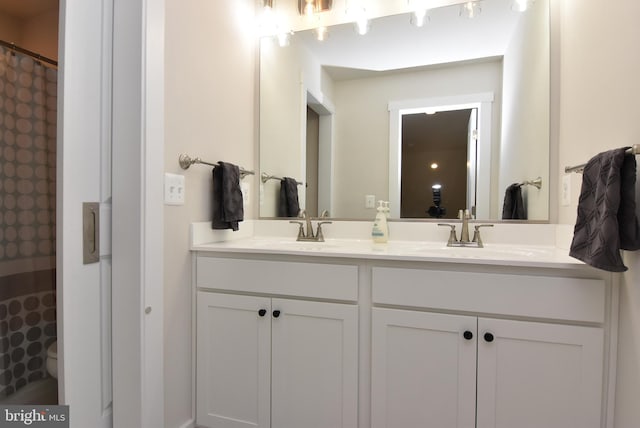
[
  {"x1": 463, "y1": 331, "x2": 473, "y2": 340},
  {"x1": 258, "y1": 309, "x2": 267, "y2": 317},
  {"x1": 484, "y1": 332, "x2": 494, "y2": 343},
  {"x1": 273, "y1": 310, "x2": 281, "y2": 318}
]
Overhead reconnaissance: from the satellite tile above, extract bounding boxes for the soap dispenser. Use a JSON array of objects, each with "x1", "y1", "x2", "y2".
[{"x1": 372, "y1": 200, "x2": 389, "y2": 243}]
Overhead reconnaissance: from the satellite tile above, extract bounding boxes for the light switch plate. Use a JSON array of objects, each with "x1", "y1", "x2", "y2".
[
  {"x1": 164, "y1": 173, "x2": 185, "y2": 205},
  {"x1": 365, "y1": 194, "x2": 376, "y2": 209}
]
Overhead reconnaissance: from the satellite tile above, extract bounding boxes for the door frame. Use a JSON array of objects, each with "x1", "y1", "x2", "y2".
[
  {"x1": 388, "y1": 92, "x2": 494, "y2": 219},
  {"x1": 58, "y1": 0, "x2": 165, "y2": 426},
  {"x1": 111, "y1": 0, "x2": 165, "y2": 427}
]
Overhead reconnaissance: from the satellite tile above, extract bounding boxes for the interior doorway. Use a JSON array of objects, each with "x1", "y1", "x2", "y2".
[
  {"x1": 400, "y1": 109, "x2": 475, "y2": 219},
  {"x1": 0, "y1": 0, "x2": 60, "y2": 405}
]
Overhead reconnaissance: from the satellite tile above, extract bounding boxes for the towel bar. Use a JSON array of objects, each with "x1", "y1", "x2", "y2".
[
  {"x1": 261, "y1": 172, "x2": 304, "y2": 186},
  {"x1": 565, "y1": 145, "x2": 640, "y2": 173},
  {"x1": 519, "y1": 177, "x2": 542, "y2": 189},
  {"x1": 179, "y1": 154, "x2": 255, "y2": 179}
]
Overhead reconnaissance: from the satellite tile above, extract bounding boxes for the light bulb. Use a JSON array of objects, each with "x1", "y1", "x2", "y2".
[
  {"x1": 355, "y1": 15, "x2": 370, "y2": 35},
  {"x1": 304, "y1": 0, "x2": 315, "y2": 17},
  {"x1": 411, "y1": 9, "x2": 428, "y2": 27},
  {"x1": 512, "y1": 0, "x2": 534, "y2": 12},
  {"x1": 277, "y1": 31, "x2": 292, "y2": 47},
  {"x1": 460, "y1": 1, "x2": 481, "y2": 19},
  {"x1": 258, "y1": 5, "x2": 277, "y2": 37},
  {"x1": 316, "y1": 25, "x2": 328, "y2": 41},
  {"x1": 346, "y1": 4, "x2": 369, "y2": 36},
  {"x1": 408, "y1": 0, "x2": 429, "y2": 27}
]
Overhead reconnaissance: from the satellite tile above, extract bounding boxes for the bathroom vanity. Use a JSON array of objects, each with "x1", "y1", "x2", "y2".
[{"x1": 191, "y1": 222, "x2": 618, "y2": 428}]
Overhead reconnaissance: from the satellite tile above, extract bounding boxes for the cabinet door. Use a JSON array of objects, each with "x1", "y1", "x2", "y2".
[
  {"x1": 196, "y1": 293, "x2": 271, "y2": 428},
  {"x1": 271, "y1": 299, "x2": 358, "y2": 428},
  {"x1": 476, "y1": 318, "x2": 604, "y2": 428},
  {"x1": 371, "y1": 308, "x2": 477, "y2": 428}
]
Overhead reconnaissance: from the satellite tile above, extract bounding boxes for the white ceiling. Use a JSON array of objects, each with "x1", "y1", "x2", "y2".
[{"x1": 0, "y1": 0, "x2": 58, "y2": 19}]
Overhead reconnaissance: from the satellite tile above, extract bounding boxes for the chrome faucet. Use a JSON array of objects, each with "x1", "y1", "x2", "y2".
[
  {"x1": 290, "y1": 210, "x2": 332, "y2": 242},
  {"x1": 438, "y1": 209, "x2": 493, "y2": 248}
]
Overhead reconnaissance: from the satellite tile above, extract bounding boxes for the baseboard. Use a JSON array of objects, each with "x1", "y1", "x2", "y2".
[{"x1": 177, "y1": 419, "x2": 195, "y2": 428}]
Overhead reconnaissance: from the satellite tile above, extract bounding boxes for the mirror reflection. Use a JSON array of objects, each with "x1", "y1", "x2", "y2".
[{"x1": 259, "y1": 0, "x2": 549, "y2": 221}]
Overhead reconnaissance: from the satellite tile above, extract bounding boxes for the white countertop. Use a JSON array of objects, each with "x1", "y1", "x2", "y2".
[{"x1": 191, "y1": 221, "x2": 584, "y2": 269}]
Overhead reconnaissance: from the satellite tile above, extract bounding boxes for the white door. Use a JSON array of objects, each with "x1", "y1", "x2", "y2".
[
  {"x1": 196, "y1": 292, "x2": 271, "y2": 428},
  {"x1": 371, "y1": 308, "x2": 477, "y2": 428},
  {"x1": 476, "y1": 318, "x2": 604, "y2": 428},
  {"x1": 57, "y1": 1, "x2": 113, "y2": 427},
  {"x1": 271, "y1": 299, "x2": 358, "y2": 428}
]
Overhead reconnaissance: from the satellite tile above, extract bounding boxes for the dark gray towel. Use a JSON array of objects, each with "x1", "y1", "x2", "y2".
[
  {"x1": 278, "y1": 177, "x2": 300, "y2": 217},
  {"x1": 502, "y1": 184, "x2": 526, "y2": 220},
  {"x1": 211, "y1": 162, "x2": 244, "y2": 231},
  {"x1": 570, "y1": 148, "x2": 640, "y2": 272}
]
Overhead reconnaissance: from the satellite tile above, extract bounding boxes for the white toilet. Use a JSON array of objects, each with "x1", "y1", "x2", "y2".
[{"x1": 46, "y1": 341, "x2": 58, "y2": 379}]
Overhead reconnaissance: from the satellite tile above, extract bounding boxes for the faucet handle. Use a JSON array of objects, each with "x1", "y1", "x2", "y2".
[
  {"x1": 472, "y1": 224, "x2": 494, "y2": 247},
  {"x1": 315, "y1": 221, "x2": 332, "y2": 242},
  {"x1": 437, "y1": 223, "x2": 458, "y2": 247},
  {"x1": 289, "y1": 220, "x2": 305, "y2": 239}
]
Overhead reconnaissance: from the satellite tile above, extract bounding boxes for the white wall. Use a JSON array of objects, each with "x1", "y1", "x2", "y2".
[
  {"x1": 259, "y1": 37, "x2": 306, "y2": 217},
  {"x1": 500, "y1": 0, "x2": 549, "y2": 220},
  {"x1": 164, "y1": 1, "x2": 256, "y2": 426},
  {"x1": 332, "y1": 60, "x2": 503, "y2": 218},
  {"x1": 556, "y1": 1, "x2": 640, "y2": 426}
]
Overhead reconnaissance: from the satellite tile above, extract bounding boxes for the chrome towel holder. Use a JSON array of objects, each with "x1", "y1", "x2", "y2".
[
  {"x1": 564, "y1": 144, "x2": 640, "y2": 173},
  {"x1": 179, "y1": 154, "x2": 255, "y2": 180}
]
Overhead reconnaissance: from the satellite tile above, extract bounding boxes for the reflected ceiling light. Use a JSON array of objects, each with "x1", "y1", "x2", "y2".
[
  {"x1": 408, "y1": 0, "x2": 430, "y2": 27},
  {"x1": 346, "y1": 1, "x2": 370, "y2": 35},
  {"x1": 460, "y1": 1, "x2": 482, "y2": 18},
  {"x1": 430, "y1": 163, "x2": 439, "y2": 169},
  {"x1": 316, "y1": 24, "x2": 329, "y2": 41},
  {"x1": 512, "y1": 0, "x2": 534, "y2": 12},
  {"x1": 424, "y1": 108, "x2": 437, "y2": 115}
]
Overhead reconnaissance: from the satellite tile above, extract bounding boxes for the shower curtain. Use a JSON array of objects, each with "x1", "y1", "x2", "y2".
[{"x1": 0, "y1": 46, "x2": 58, "y2": 399}]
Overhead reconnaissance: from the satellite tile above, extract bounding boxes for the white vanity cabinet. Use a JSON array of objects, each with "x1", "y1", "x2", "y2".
[
  {"x1": 371, "y1": 267, "x2": 609, "y2": 428},
  {"x1": 195, "y1": 256, "x2": 359, "y2": 428},
  {"x1": 192, "y1": 243, "x2": 617, "y2": 428}
]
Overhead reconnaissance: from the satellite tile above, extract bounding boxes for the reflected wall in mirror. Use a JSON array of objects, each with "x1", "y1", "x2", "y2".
[{"x1": 259, "y1": 0, "x2": 549, "y2": 221}]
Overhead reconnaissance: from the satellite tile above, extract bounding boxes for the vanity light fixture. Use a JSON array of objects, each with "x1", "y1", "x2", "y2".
[
  {"x1": 512, "y1": 0, "x2": 534, "y2": 12},
  {"x1": 298, "y1": 0, "x2": 333, "y2": 16},
  {"x1": 258, "y1": 0, "x2": 292, "y2": 46},
  {"x1": 460, "y1": 1, "x2": 482, "y2": 18}
]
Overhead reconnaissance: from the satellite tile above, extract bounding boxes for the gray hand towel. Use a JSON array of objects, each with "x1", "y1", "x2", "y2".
[
  {"x1": 211, "y1": 162, "x2": 244, "y2": 231},
  {"x1": 502, "y1": 184, "x2": 526, "y2": 220},
  {"x1": 278, "y1": 177, "x2": 300, "y2": 217},
  {"x1": 569, "y1": 148, "x2": 640, "y2": 272}
]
